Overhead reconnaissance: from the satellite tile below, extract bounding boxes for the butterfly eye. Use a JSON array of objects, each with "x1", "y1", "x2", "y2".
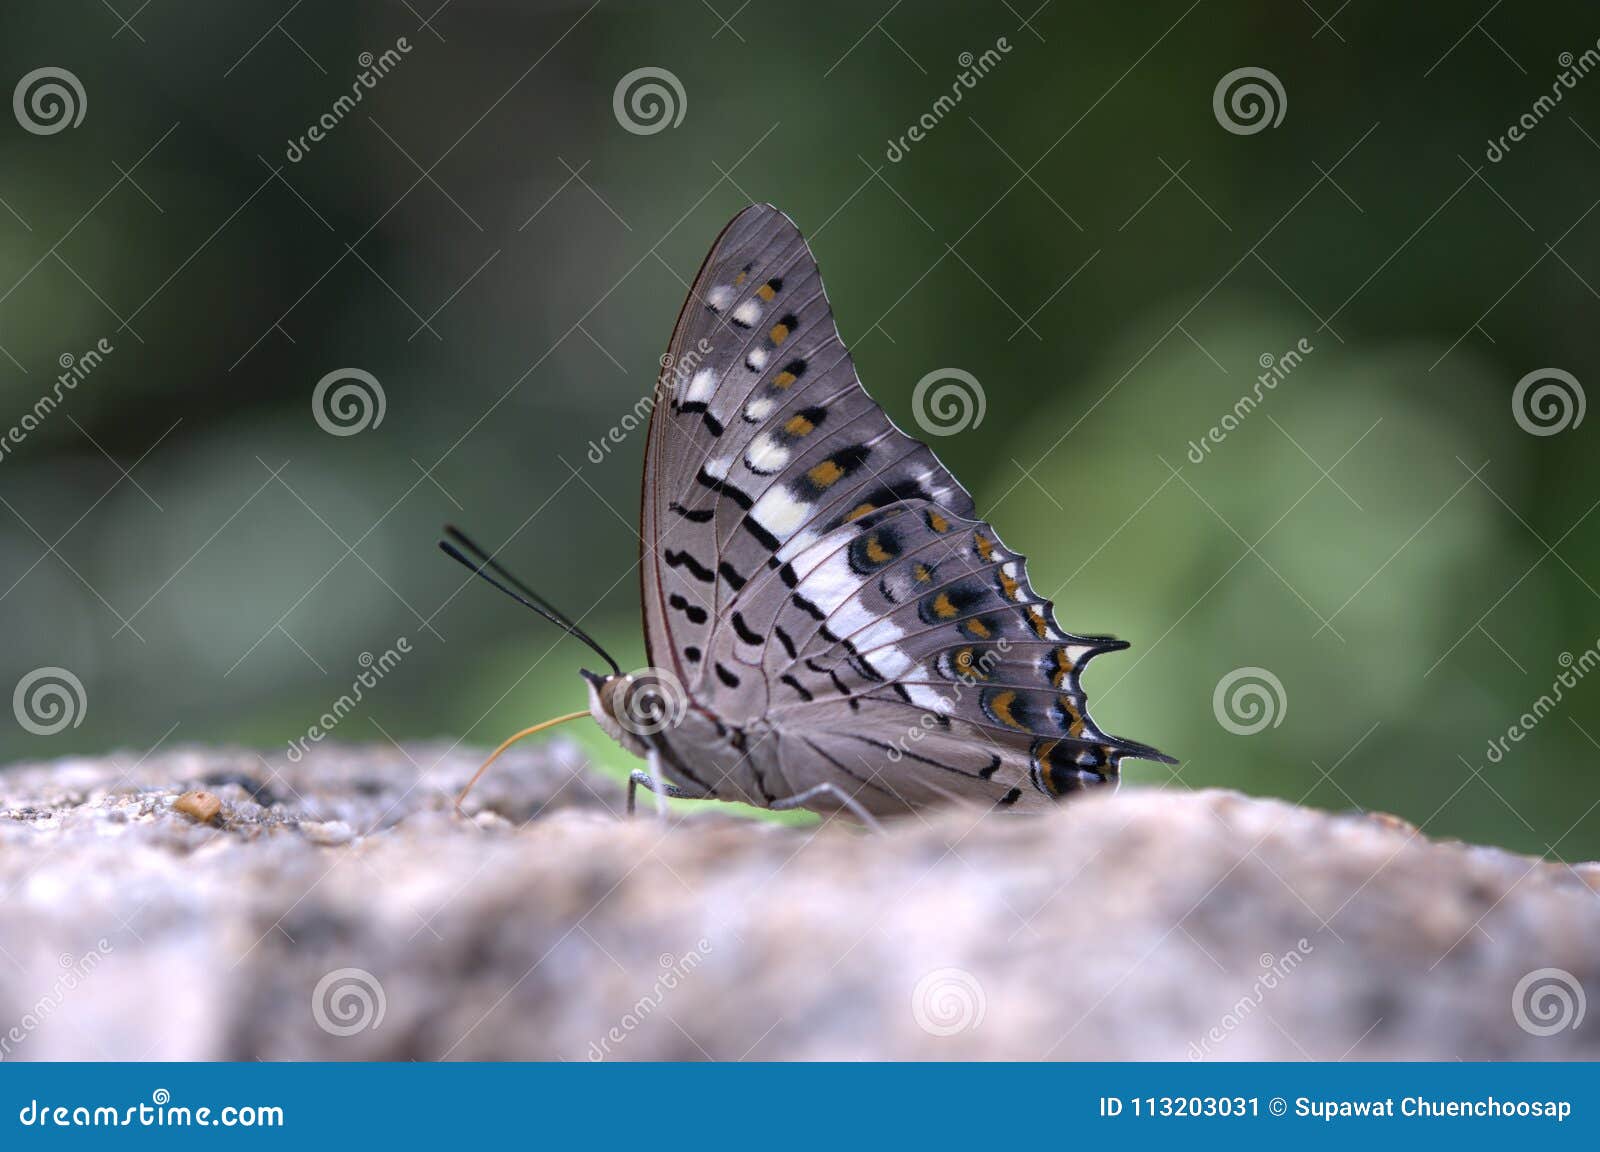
[{"x1": 616, "y1": 671, "x2": 688, "y2": 737}]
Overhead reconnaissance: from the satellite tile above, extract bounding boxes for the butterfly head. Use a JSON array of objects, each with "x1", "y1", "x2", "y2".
[{"x1": 582, "y1": 668, "x2": 683, "y2": 759}]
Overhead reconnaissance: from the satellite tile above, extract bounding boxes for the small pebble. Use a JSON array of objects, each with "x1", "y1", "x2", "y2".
[
  {"x1": 173, "y1": 790, "x2": 222, "y2": 824},
  {"x1": 299, "y1": 819, "x2": 354, "y2": 846}
]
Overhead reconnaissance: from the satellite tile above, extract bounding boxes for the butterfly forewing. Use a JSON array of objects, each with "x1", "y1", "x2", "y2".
[{"x1": 641, "y1": 204, "x2": 1170, "y2": 816}]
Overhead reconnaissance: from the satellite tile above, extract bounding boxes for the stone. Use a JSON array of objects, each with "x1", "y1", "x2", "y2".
[
  {"x1": 0, "y1": 741, "x2": 1595, "y2": 1061},
  {"x1": 172, "y1": 790, "x2": 222, "y2": 825}
]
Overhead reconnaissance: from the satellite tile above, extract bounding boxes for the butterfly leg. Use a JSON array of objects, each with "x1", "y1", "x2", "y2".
[
  {"x1": 770, "y1": 783, "x2": 885, "y2": 835},
  {"x1": 626, "y1": 768, "x2": 689, "y2": 818}
]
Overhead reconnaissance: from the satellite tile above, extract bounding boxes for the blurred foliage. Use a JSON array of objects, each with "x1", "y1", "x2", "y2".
[{"x1": 1, "y1": 1, "x2": 1598, "y2": 856}]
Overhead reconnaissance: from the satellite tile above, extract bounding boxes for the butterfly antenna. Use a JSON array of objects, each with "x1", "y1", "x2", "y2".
[
  {"x1": 444, "y1": 524, "x2": 587, "y2": 632},
  {"x1": 439, "y1": 529, "x2": 622, "y2": 675},
  {"x1": 454, "y1": 709, "x2": 589, "y2": 814}
]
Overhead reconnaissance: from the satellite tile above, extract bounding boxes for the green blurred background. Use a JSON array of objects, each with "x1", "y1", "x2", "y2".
[{"x1": 2, "y1": 1, "x2": 1597, "y2": 857}]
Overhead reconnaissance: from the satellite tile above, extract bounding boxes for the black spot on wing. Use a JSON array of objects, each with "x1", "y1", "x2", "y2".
[
  {"x1": 696, "y1": 467, "x2": 754, "y2": 510},
  {"x1": 668, "y1": 593, "x2": 708, "y2": 625},
  {"x1": 731, "y1": 611, "x2": 762, "y2": 646},
  {"x1": 669, "y1": 501, "x2": 714, "y2": 524},
  {"x1": 664, "y1": 549, "x2": 713, "y2": 583}
]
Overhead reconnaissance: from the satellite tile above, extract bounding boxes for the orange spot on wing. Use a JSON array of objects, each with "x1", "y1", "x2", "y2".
[
  {"x1": 932, "y1": 592, "x2": 957, "y2": 619},
  {"x1": 1051, "y1": 648, "x2": 1073, "y2": 688},
  {"x1": 808, "y1": 459, "x2": 844, "y2": 489},
  {"x1": 785, "y1": 414, "x2": 815, "y2": 436},
  {"x1": 990, "y1": 689, "x2": 1022, "y2": 729},
  {"x1": 769, "y1": 323, "x2": 790, "y2": 345}
]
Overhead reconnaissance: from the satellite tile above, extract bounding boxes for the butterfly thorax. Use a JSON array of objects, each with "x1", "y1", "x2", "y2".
[{"x1": 583, "y1": 669, "x2": 783, "y2": 806}]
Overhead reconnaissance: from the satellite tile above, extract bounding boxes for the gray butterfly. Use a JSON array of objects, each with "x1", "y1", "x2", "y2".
[{"x1": 445, "y1": 204, "x2": 1172, "y2": 826}]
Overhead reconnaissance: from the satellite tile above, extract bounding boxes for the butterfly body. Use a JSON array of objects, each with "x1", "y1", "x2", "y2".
[{"x1": 582, "y1": 204, "x2": 1174, "y2": 821}]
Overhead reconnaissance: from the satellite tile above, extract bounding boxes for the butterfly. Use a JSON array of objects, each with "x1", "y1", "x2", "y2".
[{"x1": 443, "y1": 204, "x2": 1172, "y2": 827}]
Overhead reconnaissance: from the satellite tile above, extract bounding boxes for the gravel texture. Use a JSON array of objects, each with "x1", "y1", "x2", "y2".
[{"x1": 0, "y1": 741, "x2": 1595, "y2": 1060}]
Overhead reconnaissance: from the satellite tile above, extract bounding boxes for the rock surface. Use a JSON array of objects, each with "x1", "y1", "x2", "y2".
[{"x1": 0, "y1": 742, "x2": 1596, "y2": 1061}]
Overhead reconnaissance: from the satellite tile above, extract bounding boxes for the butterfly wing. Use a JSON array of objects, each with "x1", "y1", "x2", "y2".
[
  {"x1": 752, "y1": 498, "x2": 1174, "y2": 813},
  {"x1": 641, "y1": 204, "x2": 1169, "y2": 814},
  {"x1": 641, "y1": 204, "x2": 975, "y2": 702}
]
